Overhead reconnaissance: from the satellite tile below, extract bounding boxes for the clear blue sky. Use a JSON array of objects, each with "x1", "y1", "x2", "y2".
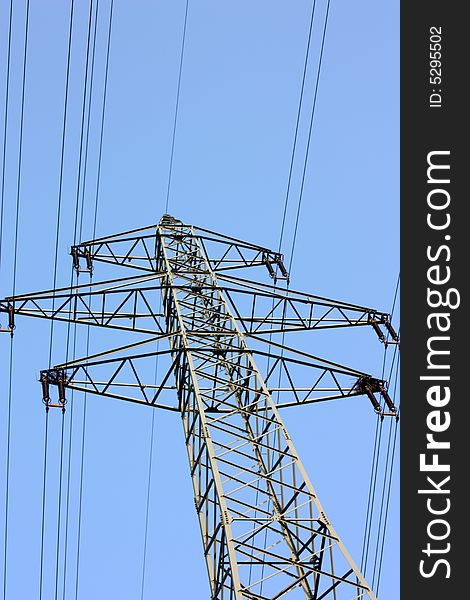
[{"x1": 0, "y1": 1, "x2": 399, "y2": 598}]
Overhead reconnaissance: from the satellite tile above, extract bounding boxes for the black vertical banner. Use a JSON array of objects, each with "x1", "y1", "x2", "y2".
[{"x1": 401, "y1": 3, "x2": 467, "y2": 599}]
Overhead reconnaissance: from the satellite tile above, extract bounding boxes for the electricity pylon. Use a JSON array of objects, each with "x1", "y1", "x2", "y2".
[{"x1": 0, "y1": 215, "x2": 398, "y2": 599}]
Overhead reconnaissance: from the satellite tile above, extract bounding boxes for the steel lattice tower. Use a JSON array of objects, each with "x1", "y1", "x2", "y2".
[{"x1": 1, "y1": 215, "x2": 398, "y2": 599}]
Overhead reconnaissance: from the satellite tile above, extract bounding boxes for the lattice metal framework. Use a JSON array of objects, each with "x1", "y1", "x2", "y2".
[{"x1": 0, "y1": 215, "x2": 398, "y2": 599}]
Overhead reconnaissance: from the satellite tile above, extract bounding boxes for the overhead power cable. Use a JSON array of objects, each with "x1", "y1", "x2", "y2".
[
  {"x1": 3, "y1": 2, "x2": 31, "y2": 599},
  {"x1": 61, "y1": 329, "x2": 78, "y2": 600},
  {"x1": 39, "y1": 412, "x2": 50, "y2": 600},
  {"x1": 46, "y1": 3, "x2": 77, "y2": 597},
  {"x1": 372, "y1": 350, "x2": 400, "y2": 592},
  {"x1": 360, "y1": 273, "x2": 400, "y2": 577},
  {"x1": 374, "y1": 357, "x2": 400, "y2": 595},
  {"x1": 278, "y1": 0, "x2": 318, "y2": 254},
  {"x1": 62, "y1": 5, "x2": 113, "y2": 595},
  {"x1": 0, "y1": 0, "x2": 13, "y2": 284},
  {"x1": 54, "y1": 414, "x2": 66, "y2": 600},
  {"x1": 92, "y1": 0, "x2": 114, "y2": 238},
  {"x1": 47, "y1": 0, "x2": 76, "y2": 370},
  {"x1": 288, "y1": 0, "x2": 331, "y2": 274},
  {"x1": 66, "y1": 3, "x2": 114, "y2": 598},
  {"x1": 78, "y1": 0, "x2": 100, "y2": 244},
  {"x1": 0, "y1": 7, "x2": 13, "y2": 595},
  {"x1": 256, "y1": 3, "x2": 328, "y2": 593},
  {"x1": 140, "y1": 404, "x2": 156, "y2": 599},
  {"x1": 165, "y1": 0, "x2": 189, "y2": 213}
]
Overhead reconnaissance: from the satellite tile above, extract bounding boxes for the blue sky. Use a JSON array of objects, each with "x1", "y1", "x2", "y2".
[{"x1": 0, "y1": 1, "x2": 399, "y2": 598}]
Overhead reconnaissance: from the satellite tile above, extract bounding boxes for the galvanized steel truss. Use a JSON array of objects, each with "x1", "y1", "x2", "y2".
[{"x1": 0, "y1": 215, "x2": 398, "y2": 599}]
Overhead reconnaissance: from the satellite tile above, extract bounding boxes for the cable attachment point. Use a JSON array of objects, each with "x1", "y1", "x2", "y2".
[
  {"x1": 356, "y1": 376, "x2": 397, "y2": 418},
  {"x1": 378, "y1": 383, "x2": 398, "y2": 419},
  {"x1": 275, "y1": 255, "x2": 289, "y2": 282},
  {"x1": 356, "y1": 376, "x2": 382, "y2": 413},
  {"x1": 368, "y1": 316, "x2": 385, "y2": 342},
  {"x1": 39, "y1": 368, "x2": 68, "y2": 412},
  {"x1": 71, "y1": 245, "x2": 93, "y2": 276},
  {"x1": 263, "y1": 252, "x2": 289, "y2": 283},
  {"x1": 384, "y1": 319, "x2": 400, "y2": 346},
  {"x1": 0, "y1": 302, "x2": 15, "y2": 336},
  {"x1": 160, "y1": 214, "x2": 183, "y2": 227}
]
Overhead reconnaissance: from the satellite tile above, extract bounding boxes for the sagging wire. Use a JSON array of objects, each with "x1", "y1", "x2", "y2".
[
  {"x1": 140, "y1": 409, "x2": 156, "y2": 600},
  {"x1": 66, "y1": 4, "x2": 113, "y2": 598},
  {"x1": 77, "y1": 0, "x2": 100, "y2": 244},
  {"x1": 91, "y1": 0, "x2": 114, "y2": 238},
  {"x1": 0, "y1": 0, "x2": 13, "y2": 284},
  {"x1": 3, "y1": 2, "x2": 30, "y2": 599},
  {"x1": 371, "y1": 348, "x2": 400, "y2": 594},
  {"x1": 73, "y1": 326, "x2": 89, "y2": 600},
  {"x1": 140, "y1": 323, "x2": 160, "y2": 599},
  {"x1": 278, "y1": 0, "x2": 318, "y2": 256},
  {"x1": 0, "y1": 3, "x2": 13, "y2": 599},
  {"x1": 38, "y1": 412, "x2": 50, "y2": 600},
  {"x1": 360, "y1": 275, "x2": 400, "y2": 579},
  {"x1": 61, "y1": 324, "x2": 79, "y2": 600},
  {"x1": 257, "y1": 2, "x2": 332, "y2": 594},
  {"x1": 374, "y1": 358, "x2": 400, "y2": 595},
  {"x1": 72, "y1": 0, "x2": 95, "y2": 250},
  {"x1": 53, "y1": 412, "x2": 67, "y2": 600},
  {"x1": 42, "y1": 9, "x2": 76, "y2": 600},
  {"x1": 36, "y1": 1, "x2": 88, "y2": 598},
  {"x1": 50, "y1": 1, "x2": 102, "y2": 596},
  {"x1": 287, "y1": 0, "x2": 331, "y2": 275},
  {"x1": 46, "y1": 8, "x2": 77, "y2": 598},
  {"x1": 62, "y1": 0, "x2": 114, "y2": 589},
  {"x1": 165, "y1": 0, "x2": 189, "y2": 213}
]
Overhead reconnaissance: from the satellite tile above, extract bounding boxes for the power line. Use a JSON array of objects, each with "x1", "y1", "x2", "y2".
[
  {"x1": 259, "y1": 5, "x2": 329, "y2": 591},
  {"x1": 73, "y1": 0, "x2": 95, "y2": 247},
  {"x1": 0, "y1": 0, "x2": 13, "y2": 283},
  {"x1": 54, "y1": 413, "x2": 67, "y2": 600},
  {"x1": 140, "y1": 408, "x2": 156, "y2": 600},
  {"x1": 375, "y1": 356, "x2": 400, "y2": 595},
  {"x1": 140, "y1": 290, "x2": 162, "y2": 598},
  {"x1": 42, "y1": 1, "x2": 98, "y2": 596},
  {"x1": 3, "y1": 2, "x2": 31, "y2": 598},
  {"x1": 165, "y1": 0, "x2": 189, "y2": 213},
  {"x1": 73, "y1": 386, "x2": 87, "y2": 600},
  {"x1": 78, "y1": 0, "x2": 100, "y2": 244},
  {"x1": 288, "y1": 0, "x2": 331, "y2": 275},
  {"x1": 39, "y1": 411, "x2": 50, "y2": 600},
  {"x1": 47, "y1": 0, "x2": 75, "y2": 369},
  {"x1": 278, "y1": 0, "x2": 317, "y2": 254},
  {"x1": 61, "y1": 3, "x2": 114, "y2": 597},
  {"x1": 61, "y1": 332, "x2": 78, "y2": 600},
  {"x1": 3, "y1": 338, "x2": 14, "y2": 600},
  {"x1": 360, "y1": 411, "x2": 383, "y2": 575},
  {"x1": 39, "y1": 3, "x2": 76, "y2": 599},
  {"x1": 371, "y1": 350, "x2": 400, "y2": 591},
  {"x1": 10, "y1": 1, "x2": 30, "y2": 300},
  {"x1": 92, "y1": 0, "x2": 114, "y2": 238},
  {"x1": 0, "y1": 5, "x2": 13, "y2": 595},
  {"x1": 72, "y1": 3, "x2": 115, "y2": 596},
  {"x1": 361, "y1": 274, "x2": 400, "y2": 576}
]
